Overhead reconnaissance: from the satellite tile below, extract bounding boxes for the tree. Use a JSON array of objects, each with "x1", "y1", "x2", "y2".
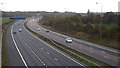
[{"x1": 103, "y1": 12, "x2": 118, "y2": 24}]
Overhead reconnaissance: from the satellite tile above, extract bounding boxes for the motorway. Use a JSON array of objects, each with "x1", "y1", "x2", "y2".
[
  {"x1": 27, "y1": 18, "x2": 119, "y2": 66},
  {"x1": 5, "y1": 20, "x2": 86, "y2": 67}
]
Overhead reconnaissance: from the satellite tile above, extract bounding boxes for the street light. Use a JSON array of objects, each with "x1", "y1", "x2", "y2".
[
  {"x1": 64, "y1": 8, "x2": 70, "y2": 12},
  {"x1": 64, "y1": 8, "x2": 71, "y2": 34},
  {"x1": 96, "y1": 2, "x2": 103, "y2": 41},
  {"x1": 0, "y1": 3, "x2": 3, "y2": 10},
  {"x1": 96, "y1": 2, "x2": 103, "y2": 13}
]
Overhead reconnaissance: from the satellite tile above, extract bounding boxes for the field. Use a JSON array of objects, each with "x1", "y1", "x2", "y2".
[
  {"x1": 0, "y1": 17, "x2": 11, "y2": 25},
  {"x1": 2, "y1": 17, "x2": 12, "y2": 66}
]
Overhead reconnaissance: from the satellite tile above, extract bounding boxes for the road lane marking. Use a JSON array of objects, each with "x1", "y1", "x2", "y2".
[
  {"x1": 27, "y1": 18, "x2": 120, "y2": 66},
  {"x1": 18, "y1": 32, "x2": 47, "y2": 67},
  {"x1": 11, "y1": 22, "x2": 28, "y2": 68},
  {"x1": 28, "y1": 33, "x2": 84, "y2": 66},
  {"x1": 101, "y1": 51, "x2": 106, "y2": 53},
  {"x1": 24, "y1": 22, "x2": 85, "y2": 67},
  {"x1": 47, "y1": 52, "x2": 49, "y2": 54},
  {"x1": 66, "y1": 66, "x2": 68, "y2": 68},
  {"x1": 41, "y1": 22, "x2": 119, "y2": 54},
  {"x1": 68, "y1": 34, "x2": 119, "y2": 54},
  {"x1": 104, "y1": 56, "x2": 108, "y2": 58},
  {"x1": 43, "y1": 63, "x2": 46, "y2": 66},
  {"x1": 42, "y1": 18, "x2": 119, "y2": 54}
]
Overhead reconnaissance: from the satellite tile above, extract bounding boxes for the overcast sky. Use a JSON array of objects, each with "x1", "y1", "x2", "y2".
[{"x1": 0, "y1": 0, "x2": 120, "y2": 13}]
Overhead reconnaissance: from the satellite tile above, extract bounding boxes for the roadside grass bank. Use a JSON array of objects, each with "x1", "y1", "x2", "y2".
[
  {"x1": 41, "y1": 24, "x2": 118, "y2": 50},
  {"x1": 2, "y1": 19, "x2": 16, "y2": 66},
  {"x1": 0, "y1": 17, "x2": 12, "y2": 25},
  {"x1": 24, "y1": 22, "x2": 115, "y2": 68},
  {"x1": 2, "y1": 27, "x2": 8, "y2": 66},
  {"x1": 40, "y1": 16, "x2": 119, "y2": 50}
]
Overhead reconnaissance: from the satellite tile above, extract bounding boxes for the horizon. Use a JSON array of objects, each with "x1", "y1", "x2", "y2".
[
  {"x1": 1, "y1": 10, "x2": 119, "y2": 13},
  {"x1": 0, "y1": 0, "x2": 120, "y2": 13}
]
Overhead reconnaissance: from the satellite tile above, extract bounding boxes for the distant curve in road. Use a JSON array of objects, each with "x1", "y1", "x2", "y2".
[
  {"x1": 27, "y1": 18, "x2": 119, "y2": 66},
  {"x1": 5, "y1": 20, "x2": 86, "y2": 67}
]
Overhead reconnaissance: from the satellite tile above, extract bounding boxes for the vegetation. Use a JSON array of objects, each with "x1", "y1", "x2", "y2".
[
  {"x1": 2, "y1": 28, "x2": 9, "y2": 66},
  {"x1": 2, "y1": 17, "x2": 13, "y2": 66},
  {"x1": 41, "y1": 12, "x2": 119, "y2": 49},
  {"x1": 0, "y1": 17, "x2": 12, "y2": 25},
  {"x1": 25, "y1": 22, "x2": 112, "y2": 67}
]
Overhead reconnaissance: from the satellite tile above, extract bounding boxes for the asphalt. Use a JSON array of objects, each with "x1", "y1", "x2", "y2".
[
  {"x1": 5, "y1": 20, "x2": 86, "y2": 67},
  {"x1": 27, "y1": 18, "x2": 119, "y2": 66},
  {"x1": 5, "y1": 21, "x2": 25, "y2": 66}
]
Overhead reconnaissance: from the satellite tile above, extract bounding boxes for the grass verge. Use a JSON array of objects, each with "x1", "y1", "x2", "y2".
[
  {"x1": 2, "y1": 27, "x2": 9, "y2": 66},
  {"x1": 2, "y1": 19, "x2": 16, "y2": 66},
  {"x1": 41, "y1": 25, "x2": 118, "y2": 50},
  {"x1": 0, "y1": 17, "x2": 12, "y2": 25},
  {"x1": 24, "y1": 22, "x2": 117, "y2": 68}
]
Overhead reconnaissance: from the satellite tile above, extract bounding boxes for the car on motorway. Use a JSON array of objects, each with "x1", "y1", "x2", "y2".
[
  {"x1": 13, "y1": 32, "x2": 17, "y2": 34},
  {"x1": 65, "y1": 38, "x2": 72, "y2": 43},
  {"x1": 37, "y1": 28, "x2": 41, "y2": 31},
  {"x1": 33, "y1": 19, "x2": 34, "y2": 21},
  {"x1": 46, "y1": 30, "x2": 49, "y2": 32},
  {"x1": 18, "y1": 29, "x2": 22, "y2": 32}
]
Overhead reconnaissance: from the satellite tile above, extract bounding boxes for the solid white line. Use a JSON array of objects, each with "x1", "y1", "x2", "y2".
[
  {"x1": 11, "y1": 22, "x2": 28, "y2": 68},
  {"x1": 24, "y1": 25, "x2": 84, "y2": 66},
  {"x1": 17, "y1": 31, "x2": 47, "y2": 67}
]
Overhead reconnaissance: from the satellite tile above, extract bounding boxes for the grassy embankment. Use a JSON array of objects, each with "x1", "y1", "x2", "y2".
[
  {"x1": 40, "y1": 17, "x2": 119, "y2": 49},
  {"x1": 24, "y1": 21, "x2": 115, "y2": 68},
  {"x1": 1, "y1": 17, "x2": 13, "y2": 66}
]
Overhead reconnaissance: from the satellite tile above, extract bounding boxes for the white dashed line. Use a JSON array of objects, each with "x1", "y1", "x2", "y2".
[
  {"x1": 17, "y1": 30, "x2": 47, "y2": 67},
  {"x1": 47, "y1": 52, "x2": 49, "y2": 54},
  {"x1": 43, "y1": 63, "x2": 46, "y2": 65},
  {"x1": 41, "y1": 48, "x2": 43, "y2": 50},
  {"x1": 24, "y1": 22, "x2": 84, "y2": 67},
  {"x1": 89, "y1": 47, "x2": 93, "y2": 49},
  {"x1": 41, "y1": 62, "x2": 44, "y2": 63},
  {"x1": 66, "y1": 66, "x2": 68, "y2": 68},
  {"x1": 104, "y1": 56, "x2": 108, "y2": 58},
  {"x1": 11, "y1": 22, "x2": 28, "y2": 68},
  {"x1": 101, "y1": 51, "x2": 106, "y2": 53}
]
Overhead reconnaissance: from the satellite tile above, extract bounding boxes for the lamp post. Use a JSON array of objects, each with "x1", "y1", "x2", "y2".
[
  {"x1": 96, "y1": 2, "x2": 103, "y2": 42},
  {"x1": 64, "y1": 8, "x2": 71, "y2": 34},
  {"x1": 0, "y1": 3, "x2": 3, "y2": 10}
]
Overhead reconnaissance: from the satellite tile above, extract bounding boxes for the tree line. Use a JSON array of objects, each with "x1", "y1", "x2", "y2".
[{"x1": 41, "y1": 12, "x2": 119, "y2": 49}]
